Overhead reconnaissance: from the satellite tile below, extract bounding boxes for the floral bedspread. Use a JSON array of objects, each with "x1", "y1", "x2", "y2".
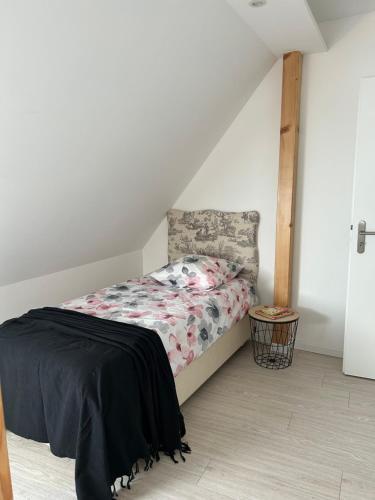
[{"x1": 61, "y1": 277, "x2": 254, "y2": 377}]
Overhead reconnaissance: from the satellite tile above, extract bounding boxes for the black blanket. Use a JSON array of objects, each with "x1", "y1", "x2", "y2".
[{"x1": 0, "y1": 307, "x2": 188, "y2": 499}]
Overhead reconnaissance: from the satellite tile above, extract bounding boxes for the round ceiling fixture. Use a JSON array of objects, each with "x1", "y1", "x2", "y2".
[{"x1": 248, "y1": 0, "x2": 267, "y2": 7}]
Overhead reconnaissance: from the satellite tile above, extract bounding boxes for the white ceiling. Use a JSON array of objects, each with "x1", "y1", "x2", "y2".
[
  {"x1": 307, "y1": 0, "x2": 375, "y2": 22},
  {"x1": 0, "y1": 0, "x2": 275, "y2": 286},
  {"x1": 226, "y1": 0, "x2": 327, "y2": 56}
]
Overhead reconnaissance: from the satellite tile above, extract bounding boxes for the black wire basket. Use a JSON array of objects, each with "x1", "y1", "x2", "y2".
[{"x1": 249, "y1": 316, "x2": 299, "y2": 369}]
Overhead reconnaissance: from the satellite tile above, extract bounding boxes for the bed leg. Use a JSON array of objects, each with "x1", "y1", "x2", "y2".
[{"x1": 0, "y1": 388, "x2": 13, "y2": 500}]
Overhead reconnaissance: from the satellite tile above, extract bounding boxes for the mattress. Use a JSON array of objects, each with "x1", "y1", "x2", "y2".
[{"x1": 61, "y1": 277, "x2": 255, "y2": 377}]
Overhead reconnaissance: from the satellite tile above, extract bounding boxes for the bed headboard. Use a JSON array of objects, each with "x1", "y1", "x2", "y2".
[{"x1": 167, "y1": 209, "x2": 259, "y2": 286}]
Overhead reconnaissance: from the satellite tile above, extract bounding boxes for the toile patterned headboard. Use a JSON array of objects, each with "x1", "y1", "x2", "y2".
[{"x1": 167, "y1": 209, "x2": 259, "y2": 287}]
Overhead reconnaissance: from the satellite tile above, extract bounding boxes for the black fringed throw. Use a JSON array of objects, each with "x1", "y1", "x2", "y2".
[{"x1": 0, "y1": 307, "x2": 189, "y2": 500}]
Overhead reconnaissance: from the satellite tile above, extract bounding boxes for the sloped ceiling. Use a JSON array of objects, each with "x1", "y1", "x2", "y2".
[
  {"x1": 226, "y1": 0, "x2": 326, "y2": 56},
  {"x1": 307, "y1": 0, "x2": 375, "y2": 22},
  {"x1": 0, "y1": 0, "x2": 274, "y2": 286}
]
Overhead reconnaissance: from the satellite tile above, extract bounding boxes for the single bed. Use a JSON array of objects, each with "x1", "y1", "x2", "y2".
[
  {"x1": 0, "y1": 208, "x2": 259, "y2": 498},
  {"x1": 61, "y1": 208, "x2": 260, "y2": 403},
  {"x1": 61, "y1": 276, "x2": 255, "y2": 404}
]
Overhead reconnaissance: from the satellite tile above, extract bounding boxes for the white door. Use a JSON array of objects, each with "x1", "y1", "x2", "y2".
[{"x1": 344, "y1": 77, "x2": 375, "y2": 379}]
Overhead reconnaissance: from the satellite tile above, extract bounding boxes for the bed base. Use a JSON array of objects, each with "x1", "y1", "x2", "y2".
[{"x1": 175, "y1": 316, "x2": 249, "y2": 405}]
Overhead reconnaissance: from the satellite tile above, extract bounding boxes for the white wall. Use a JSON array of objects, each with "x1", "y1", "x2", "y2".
[
  {"x1": 0, "y1": 250, "x2": 142, "y2": 323},
  {"x1": 143, "y1": 59, "x2": 282, "y2": 308},
  {"x1": 144, "y1": 13, "x2": 375, "y2": 358},
  {"x1": 0, "y1": 0, "x2": 274, "y2": 287},
  {"x1": 294, "y1": 13, "x2": 375, "y2": 356}
]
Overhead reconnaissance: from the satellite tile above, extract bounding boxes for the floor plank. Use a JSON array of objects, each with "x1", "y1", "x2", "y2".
[
  {"x1": 6, "y1": 345, "x2": 375, "y2": 499},
  {"x1": 198, "y1": 458, "x2": 341, "y2": 500},
  {"x1": 340, "y1": 472, "x2": 375, "y2": 500}
]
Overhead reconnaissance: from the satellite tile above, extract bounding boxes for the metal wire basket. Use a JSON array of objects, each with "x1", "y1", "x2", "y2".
[{"x1": 249, "y1": 314, "x2": 299, "y2": 369}]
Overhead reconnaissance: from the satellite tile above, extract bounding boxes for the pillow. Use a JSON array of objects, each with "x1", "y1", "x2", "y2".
[{"x1": 148, "y1": 254, "x2": 243, "y2": 290}]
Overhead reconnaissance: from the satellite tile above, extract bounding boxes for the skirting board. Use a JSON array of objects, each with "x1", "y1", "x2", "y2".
[
  {"x1": 175, "y1": 316, "x2": 250, "y2": 405},
  {"x1": 294, "y1": 340, "x2": 343, "y2": 358}
]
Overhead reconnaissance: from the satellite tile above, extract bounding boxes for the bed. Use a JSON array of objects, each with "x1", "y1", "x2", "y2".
[
  {"x1": 61, "y1": 209, "x2": 259, "y2": 403},
  {"x1": 0, "y1": 208, "x2": 259, "y2": 498},
  {"x1": 61, "y1": 275, "x2": 254, "y2": 405}
]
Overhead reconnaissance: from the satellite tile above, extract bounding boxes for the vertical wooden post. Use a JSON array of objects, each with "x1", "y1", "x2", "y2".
[
  {"x1": 0, "y1": 389, "x2": 13, "y2": 500},
  {"x1": 274, "y1": 51, "x2": 303, "y2": 308}
]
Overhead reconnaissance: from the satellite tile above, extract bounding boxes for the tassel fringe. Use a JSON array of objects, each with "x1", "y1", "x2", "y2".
[{"x1": 112, "y1": 442, "x2": 191, "y2": 498}]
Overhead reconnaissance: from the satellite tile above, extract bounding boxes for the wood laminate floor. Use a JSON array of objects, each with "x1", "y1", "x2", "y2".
[{"x1": 7, "y1": 345, "x2": 375, "y2": 499}]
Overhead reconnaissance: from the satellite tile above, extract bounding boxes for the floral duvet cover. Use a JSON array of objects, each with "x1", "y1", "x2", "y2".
[{"x1": 61, "y1": 277, "x2": 254, "y2": 377}]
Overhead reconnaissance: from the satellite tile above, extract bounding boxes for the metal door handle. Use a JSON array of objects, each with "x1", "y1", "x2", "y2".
[{"x1": 357, "y1": 220, "x2": 375, "y2": 253}]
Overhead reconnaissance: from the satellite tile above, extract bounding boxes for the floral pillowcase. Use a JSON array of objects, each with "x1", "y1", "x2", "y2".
[{"x1": 148, "y1": 254, "x2": 244, "y2": 290}]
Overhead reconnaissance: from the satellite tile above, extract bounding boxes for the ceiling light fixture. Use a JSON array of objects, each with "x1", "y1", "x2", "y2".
[{"x1": 248, "y1": 0, "x2": 266, "y2": 7}]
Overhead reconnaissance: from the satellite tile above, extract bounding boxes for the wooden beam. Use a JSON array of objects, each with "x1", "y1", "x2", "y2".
[
  {"x1": 274, "y1": 51, "x2": 303, "y2": 307},
  {"x1": 0, "y1": 388, "x2": 12, "y2": 500}
]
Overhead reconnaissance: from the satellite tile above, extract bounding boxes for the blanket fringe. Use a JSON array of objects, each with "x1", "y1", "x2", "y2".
[
  {"x1": 111, "y1": 483, "x2": 118, "y2": 497},
  {"x1": 181, "y1": 441, "x2": 191, "y2": 454},
  {"x1": 112, "y1": 442, "x2": 191, "y2": 498}
]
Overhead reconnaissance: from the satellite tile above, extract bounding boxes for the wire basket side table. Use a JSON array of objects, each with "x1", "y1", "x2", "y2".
[{"x1": 249, "y1": 307, "x2": 299, "y2": 369}]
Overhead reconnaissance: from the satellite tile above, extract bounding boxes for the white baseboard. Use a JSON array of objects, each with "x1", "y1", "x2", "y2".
[{"x1": 294, "y1": 340, "x2": 343, "y2": 359}]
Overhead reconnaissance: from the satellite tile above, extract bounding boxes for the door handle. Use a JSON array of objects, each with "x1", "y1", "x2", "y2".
[{"x1": 357, "y1": 220, "x2": 375, "y2": 253}]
